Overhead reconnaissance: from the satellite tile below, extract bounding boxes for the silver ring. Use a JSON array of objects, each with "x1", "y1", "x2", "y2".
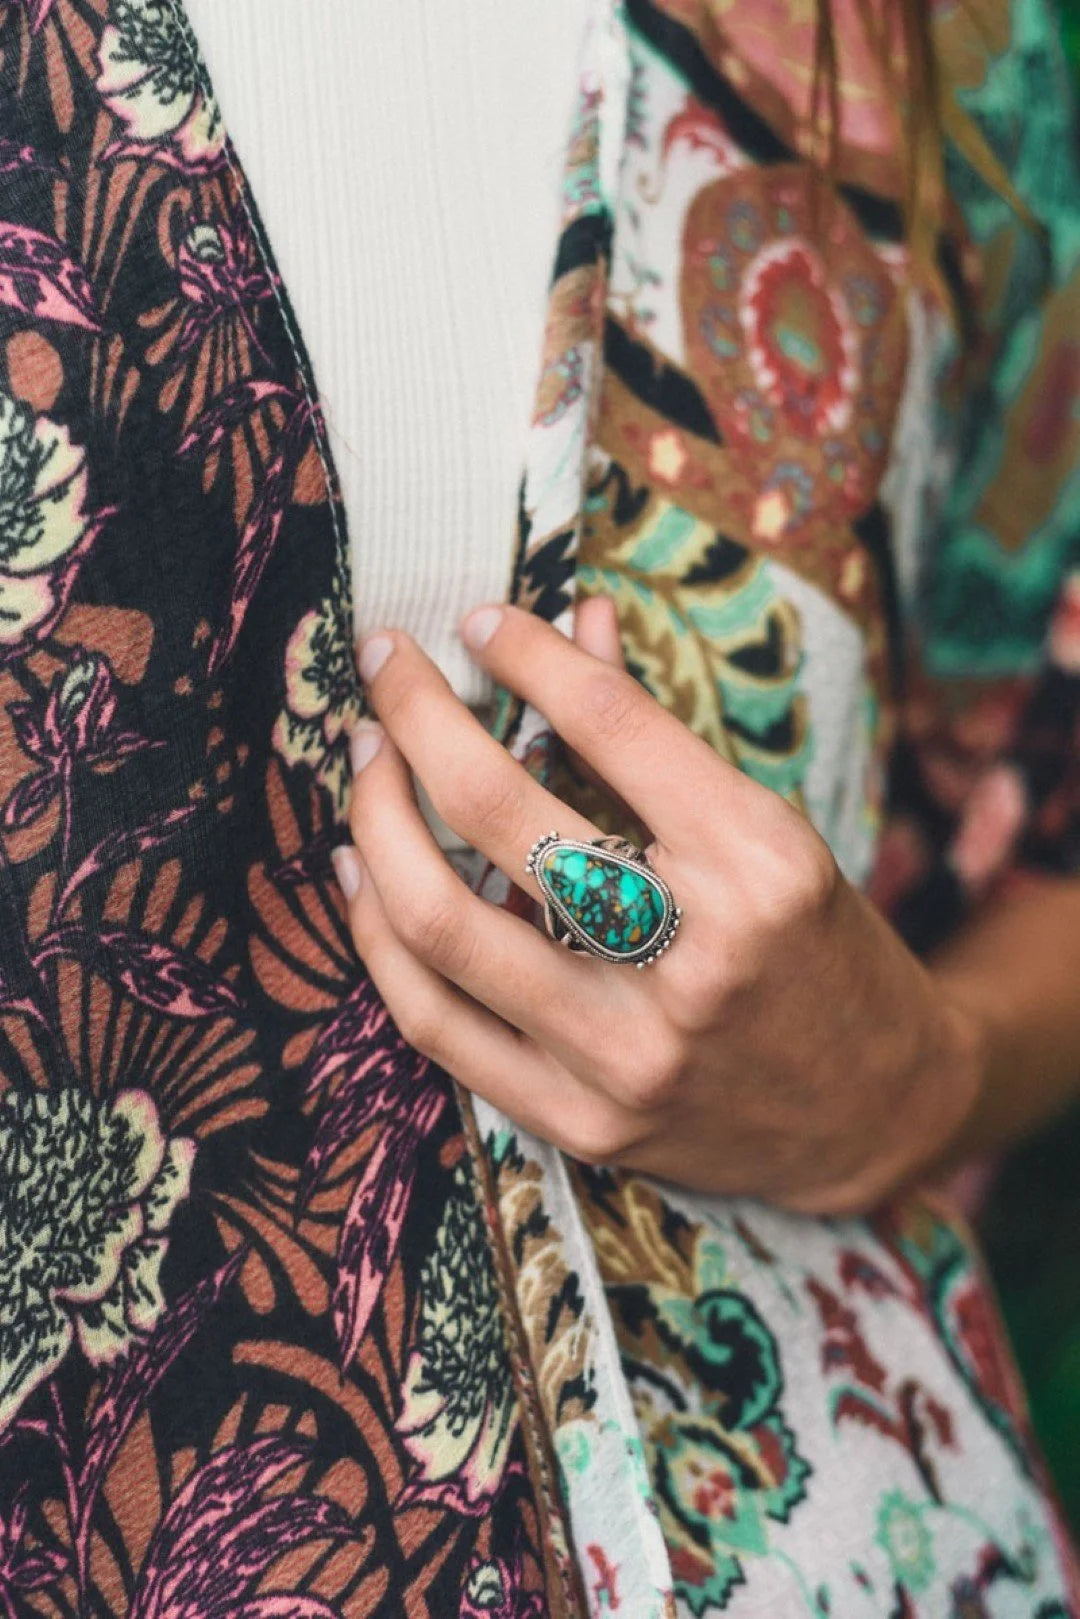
[{"x1": 524, "y1": 831, "x2": 682, "y2": 968}]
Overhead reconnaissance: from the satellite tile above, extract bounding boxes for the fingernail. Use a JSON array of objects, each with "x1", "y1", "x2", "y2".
[
  {"x1": 350, "y1": 721, "x2": 383, "y2": 775},
  {"x1": 462, "y1": 606, "x2": 504, "y2": 651},
  {"x1": 331, "y1": 845, "x2": 363, "y2": 901},
  {"x1": 358, "y1": 633, "x2": 394, "y2": 684}
]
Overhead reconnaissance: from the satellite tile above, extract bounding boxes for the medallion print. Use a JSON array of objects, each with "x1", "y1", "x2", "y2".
[{"x1": 563, "y1": 8, "x2": 1080, "y2": 1606}]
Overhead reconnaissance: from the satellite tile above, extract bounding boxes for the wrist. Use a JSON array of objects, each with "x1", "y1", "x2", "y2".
[
  {"x1": 870, "y1": 977, "x2": 990, "y2": 1202},
  {"x1": 811, "y1": 974, "x2": 990, "y2": 1216},
  {"x1": 917, "y1": 975, "x2": 994, "y2": 1176}
]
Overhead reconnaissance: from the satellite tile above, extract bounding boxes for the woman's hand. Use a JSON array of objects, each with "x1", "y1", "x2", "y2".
[{"x1": 333, "y1": 601, "x2": 985, "y2": 1215}]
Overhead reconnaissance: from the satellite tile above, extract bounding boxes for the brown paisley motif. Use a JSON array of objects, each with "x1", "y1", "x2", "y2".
[
  {"x1": 577, "y1": 462, "x2": 812, "y2": 816},
  {"x1": 490, "y1": 1134, "x2": 595, "y2": 1429},
  {"x1": 680, "y1": 164, "x2": 904, "y2": 563}
]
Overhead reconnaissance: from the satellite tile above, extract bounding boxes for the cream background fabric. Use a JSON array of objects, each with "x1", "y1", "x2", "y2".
[{"x1": 183, "y1": 0, "x2": 587, "y2": 706}]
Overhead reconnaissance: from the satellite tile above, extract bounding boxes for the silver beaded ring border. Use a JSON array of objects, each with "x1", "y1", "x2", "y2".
[{"x1": 524, "y1": 830, "x2": 682, "y2": 968}]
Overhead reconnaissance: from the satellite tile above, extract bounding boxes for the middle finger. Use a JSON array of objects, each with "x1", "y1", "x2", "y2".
[
  {"x1": 349, "y1": 719, "x2": 639, "y2": 1071},
  {"x1": 358, "y1": 629, "x2": 603, "y2": 888}
]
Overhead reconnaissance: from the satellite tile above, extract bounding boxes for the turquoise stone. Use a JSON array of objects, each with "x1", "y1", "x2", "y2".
[{"x1": 538, "y1": 845, "x2": 668, "y2": 958}]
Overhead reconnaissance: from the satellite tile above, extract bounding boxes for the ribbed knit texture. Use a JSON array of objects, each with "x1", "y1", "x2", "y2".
[{"x1": 183, "y1": 0, "x2": 586, "y2": 707}]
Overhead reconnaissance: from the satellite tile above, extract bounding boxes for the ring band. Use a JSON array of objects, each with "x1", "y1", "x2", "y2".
[{"x1": 525, "y1": 831, "x2": 681, "y2": 968}]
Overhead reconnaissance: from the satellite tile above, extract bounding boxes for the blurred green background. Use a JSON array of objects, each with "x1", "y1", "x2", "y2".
[
  {"x1": 982, "y1": 1114, "x2": 1080, "y2": 1533},
  {"x1": 969, "y1": 0, "x2": 1080, "y2": 1540},
  {"x1": 1062, "y1": 0, "x2": 1080, "y2": 76}
]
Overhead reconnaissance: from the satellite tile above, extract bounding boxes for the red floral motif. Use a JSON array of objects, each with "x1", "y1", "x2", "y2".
[
  {"x1": 950, "y1": 1281, "x2": 1018, "y2": 1425},
  {"x1": 585, "y1": 1544, "x2": 621, "y2": 1613},
  {"x1": 808, "y1": 1273, "x2": 957, "y2": 1499},
  {"x1": 661, "y1": 95, "x2": 739, "y2": 171},
  {"x1": 742, "y1": 240, "x2": 856, "y2": 438},
  {"x1": 680, "y1": 162, "x2": 906, "y2": 558}
]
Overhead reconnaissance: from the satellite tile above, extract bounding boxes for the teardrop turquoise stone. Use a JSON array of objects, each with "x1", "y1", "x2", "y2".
[{"x1": 538, "y1": 845, "x2": 668, "y2": 957}]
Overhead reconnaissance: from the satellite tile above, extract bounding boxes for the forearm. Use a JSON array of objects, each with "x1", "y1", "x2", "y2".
[{"x1": 929, "y1": 874, "x2": 1080, "y2": 1160}]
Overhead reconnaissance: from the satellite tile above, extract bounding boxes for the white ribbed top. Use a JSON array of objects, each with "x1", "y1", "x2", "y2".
[{"x1": 183, "y1": 0, "x2": 586, "y2": 705}]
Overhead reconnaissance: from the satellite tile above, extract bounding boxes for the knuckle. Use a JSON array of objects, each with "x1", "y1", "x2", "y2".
[
  {"x1": 564, "y1": 1111, "x2": 637, "y2": 1167},
  {"x1": 394, "y1": 890, "x2": 469, "y2": 973},
  {"x1": 394, "y1": 1000, "x2": 445, "y2": 1060},
  {"x1": 661, "y1": 953, "x2": 727, "y2": 1032},
  {"x1": 581, "y1": 671, "x2": 649, "y2": 748},
  {"x1": 440, "y1": 765, "x2": 526, "y2": 849},
  {"x1": 785, "y1": 836, "x2": 839, "y2": 918},
  {"x1": 758, "y1": 829, "x2": 839, "y2": 928},
  {"x1": 611, "y1": 1036, "x2": 686, "y2": 1109}
]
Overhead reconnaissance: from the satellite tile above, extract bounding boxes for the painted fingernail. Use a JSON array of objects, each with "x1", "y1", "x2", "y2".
[
  {"x1": 350, "y1": 721, "x2": 383, "y2": 775},
  {"x1": 462, "y1": 606, "x2": 503, "y2": 651},
  {"x1": 331, "y1": 845, "x2": 363, "y2": 901},
  {"x1": 358, "y1": 633, "x2": 394, "y2": 684}
]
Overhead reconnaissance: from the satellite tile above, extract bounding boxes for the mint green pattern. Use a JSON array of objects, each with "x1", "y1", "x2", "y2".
[
  {"x1": 539, "y1": 845, "x2": 667, "y2": 957},
  {"x1": 925, "y1": 0, "x2": 1080, "y2": 676}
]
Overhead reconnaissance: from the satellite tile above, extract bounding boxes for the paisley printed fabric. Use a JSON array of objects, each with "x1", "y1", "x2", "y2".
[
  {"x1": 0, "y1": 1, "x2": 1078, "y2": 1617},
  {"x1": 480, "y1": 0, "x2": 1080, "y2": 1612}
]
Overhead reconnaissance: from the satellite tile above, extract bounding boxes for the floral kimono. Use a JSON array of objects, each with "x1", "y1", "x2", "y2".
[{"x1": 2, "y1": 0, "x2": 1080, "y2": 1615}]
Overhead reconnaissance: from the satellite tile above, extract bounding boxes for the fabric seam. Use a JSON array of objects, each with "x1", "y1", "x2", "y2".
[
  {"x1": 551, "y1": 2, "x2": 681, "y2": 1608},
  {"x1": 459, "y1": 1096, "x2": 587, "y2": 1618}
]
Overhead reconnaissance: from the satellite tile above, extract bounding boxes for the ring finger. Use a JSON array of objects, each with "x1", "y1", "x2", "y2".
[
  {"x1": 344, "y1": 863, "x2": 624, "y2": 1155},
  {"x1": 357, "y1": 629, "x2": 630, "y2": 897},
  {"x1": 348, "y1": 722, "x2": 643, "y2": 1074}
]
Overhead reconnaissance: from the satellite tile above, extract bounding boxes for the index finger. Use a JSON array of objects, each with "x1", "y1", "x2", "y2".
[
  {"x1": 461, "y1": 604, "x2": 762, "y2": 846},
  {"x1": 355, "y1": 628, "x2": 602, "y2": 889}
]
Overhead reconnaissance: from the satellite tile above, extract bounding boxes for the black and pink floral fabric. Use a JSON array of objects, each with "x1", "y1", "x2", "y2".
[{"x1": 2, "y1": 1, "x2": 1080, "y2": 1616}]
